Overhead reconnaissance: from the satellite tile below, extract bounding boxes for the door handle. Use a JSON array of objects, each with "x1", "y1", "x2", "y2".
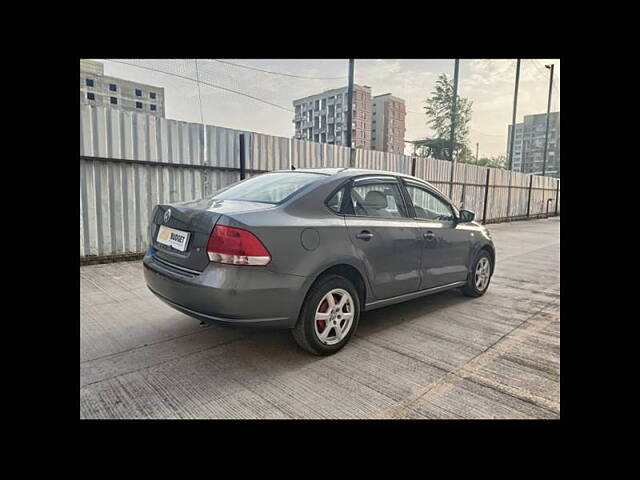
[
  {"x1": 356, "y1": 230, "x2": 374, "y2": 241},
  {"x1": 423, "y1": 230, "x2": 435, "y2": 241}
]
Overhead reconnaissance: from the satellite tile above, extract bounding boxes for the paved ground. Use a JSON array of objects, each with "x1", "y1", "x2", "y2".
[{"x1": 80, "y1": 217, "x2": 560, "y2": 419}]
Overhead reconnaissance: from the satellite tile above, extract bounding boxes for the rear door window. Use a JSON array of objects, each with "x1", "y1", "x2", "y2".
[{"x1": 350, "y1": 180, "x2": 408, "y2": 218}]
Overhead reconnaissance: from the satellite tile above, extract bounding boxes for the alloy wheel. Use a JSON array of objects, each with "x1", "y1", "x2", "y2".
[
  {"x1": 313, "y1": 289, "x2": 355, "y2": 346},
  {"x1": 475, "y1": 257, "x2": 491, "y2": 291}
]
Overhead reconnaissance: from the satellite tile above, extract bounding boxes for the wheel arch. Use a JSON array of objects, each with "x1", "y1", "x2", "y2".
[
  {"x1": 294, "y1": 261, "x2": 369, "y2": 327},
  {"x1": 316, "y1": 263, "x2": 367, "y2": 308},
  {"x1": 467, "y1": 239, "x2": 495, "y2": 272},
  {"x1": 477, "y1": 243, "x2": 496, "y2": 274}
]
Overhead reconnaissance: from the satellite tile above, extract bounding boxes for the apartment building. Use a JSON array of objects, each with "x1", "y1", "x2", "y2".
[
  {"x1": 292, "y1": 85, "x2": 372, "y2": 149},
  {"x1": 372, "y1": 94, "x2": 406, "y2": 154},
  {"x1": 507, "y1": 112, "x2": 560, "y2": 175},
  {"x1": 80, "y1": 59, "x2": 166, "y2": 117},
  {"x1": 80, "y1": 59, "x2": 104, "y2": 76}
]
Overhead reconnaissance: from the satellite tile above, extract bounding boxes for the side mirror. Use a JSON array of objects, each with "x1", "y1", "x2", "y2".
[{"x1": 458, "y1": 209, "x2": 475, "y2": 223}]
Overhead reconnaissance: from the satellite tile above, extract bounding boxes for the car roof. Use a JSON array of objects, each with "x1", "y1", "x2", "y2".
[
  {"x1": 270, "y1": 167, "x2": 437, "y2": 187},
  {"x1": 273, "y1": 167, "x2": 419, "y2": 179},
  {"x1": 267, "y1": 167, "x2": 454, "y2": 204},
  {"x1": 285, "y1": 168, "x2": 346, "y2": 175},
  {"x1": 337, "y1": 169, "x2": 453, "y2": 201}
]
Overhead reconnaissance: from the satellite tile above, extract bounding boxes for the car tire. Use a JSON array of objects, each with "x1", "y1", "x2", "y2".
[
  {"x1": 461, "y1": 250, "x2": 493, "y2": 297},
  {"x1": 292, "y1": 274, "x2": 360, "y2": 356}
]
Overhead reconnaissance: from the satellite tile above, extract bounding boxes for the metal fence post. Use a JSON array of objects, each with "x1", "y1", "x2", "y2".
[
  {"x1": 411, "y1": 156, "x2": 416, "y2": 177},
  {"x1": 526, "y1": 175, "x2": 533, "y2": 218},
  {"x1": 461, "y1": 164, "x2": 467, "y2": 209},
  {"x1": 554, "y1": 179, "x2": 559, "y2": 216},
  {"x1": 482, "y1": 168, "x2": 490, "y2": 224},
  {"x1": 449, "y1": 161, "x2": 455, "y2": 198},
  {"x1": 239, "y1": 133, "x2": 246, "y2": 180},
  {"x1": 506, "y1": 171, "x2": 512, "y2": 222}
]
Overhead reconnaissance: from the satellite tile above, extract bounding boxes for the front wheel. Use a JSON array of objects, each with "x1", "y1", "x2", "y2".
[
  {"x1": 292, "y1": 275, "x2": 360, "y2": 356},
  {"x1": 461, "y1": 251, "x2": 493, "y2": 297}
]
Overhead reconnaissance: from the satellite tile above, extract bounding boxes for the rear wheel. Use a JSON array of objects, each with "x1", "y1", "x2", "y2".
[
  {"x1": 292, "y1": 275, "x2": 360, "y2": 356},
  {"x1": 461, "y1": 251, "x2": 492, "y2": 297}
]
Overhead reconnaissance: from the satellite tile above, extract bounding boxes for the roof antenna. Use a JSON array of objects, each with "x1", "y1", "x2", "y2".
[{"x1": 291, "y1": 164, "x2": 296, "y2": 170}]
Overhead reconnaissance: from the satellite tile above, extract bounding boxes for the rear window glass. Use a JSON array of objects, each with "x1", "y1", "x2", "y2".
[
  {"x1": 213, "y1": 172, "x2": 324, "y2": 204},
  {"x1": 326, "y1": 187, "x2": 345, "y2": 213}
]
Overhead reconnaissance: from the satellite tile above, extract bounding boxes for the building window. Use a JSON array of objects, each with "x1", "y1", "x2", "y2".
[
  {"x1": 136, "y1": 101, "x2": 143, "y2": 109},
  {"x1": 150, "y1": 104, "x2": 157, "y2": 111},
  {"x1": 110, "y1": 97, "x2": 117, "y2": 105},
  {"x1": 135, "y1": 89, "x2": 142, "y2": 97},
  {"x1": 109, "y1": 84, "x2": 117, "y2": 92},
  {"x1": 150, "y1": 92, "x2": 156, "y2": 99},
  {"x1": 86, "y1": 78, "x2": 94, "y2": 87},
  {"x1": 87, "y1": 92, "x2": 95, "y2": 101}
]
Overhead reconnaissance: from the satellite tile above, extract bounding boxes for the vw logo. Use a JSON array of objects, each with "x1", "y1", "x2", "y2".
[{"x1": 164, "y1": 209, "x2": 171, "y2": 224}]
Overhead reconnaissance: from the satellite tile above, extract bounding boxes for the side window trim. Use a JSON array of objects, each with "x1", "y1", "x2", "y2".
[{"x1": 397, "y1": 176, "x2": 417, "y2": 219}]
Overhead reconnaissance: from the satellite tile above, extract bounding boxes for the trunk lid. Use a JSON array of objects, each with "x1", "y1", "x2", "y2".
[{"x1": 150, "y1": 199, "x2": 276, "y2": 272}]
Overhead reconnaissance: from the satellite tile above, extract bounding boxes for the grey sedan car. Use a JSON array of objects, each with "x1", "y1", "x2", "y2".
[{"x1": 143, "y1": 168, "x2": 495, "y2": 355}]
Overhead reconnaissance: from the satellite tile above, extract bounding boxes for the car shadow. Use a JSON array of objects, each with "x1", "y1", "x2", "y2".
[
  {"x1": 229, "y1": 287, "x2": 473, "y2": 360},
  {"x1": 356, "y1": 288, "x2": 470, "y2": 336},
  {"x1": 132, "y1": 288, "x2": 479, "y2": 401}
]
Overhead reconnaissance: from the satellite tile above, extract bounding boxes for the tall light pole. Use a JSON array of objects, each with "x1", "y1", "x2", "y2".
[
  {"x1": 506, "y1": 59, "x2": 521, "y2": 220},
  {"x1": 541, "y1": 63, "x2": 554, "y2": 176},
  {"x1": 346, "y1": 59, "x2": 355, "y2": 167},
  {"x1": 507, "y1": 59, "x2": 521, "y2": 171},
  {"x1": 476, "y1": 142, "x2": 479, "y2": 164},
  {"x1": 448, "y1": 59, "x2": 460, "y2": 197}
]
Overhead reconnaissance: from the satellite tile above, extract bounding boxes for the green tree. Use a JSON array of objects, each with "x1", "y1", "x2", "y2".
[
  {"x1": 424, "y1": 73, "x2": 473, "y2": 161},
  {"x1": 415, "y1": 138, "x2": 459, "y2": 160},
  {"x1": 475, "y1": 155, "x2": 506, "y2": 169},
  {"x1": 457, "y1": 144, "x2": 476, "y2": 164}
]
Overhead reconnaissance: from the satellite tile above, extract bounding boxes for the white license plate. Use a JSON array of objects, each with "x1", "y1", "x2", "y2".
[{"x1": 156, "y1": 225, "x2": 190, "y2": 252}]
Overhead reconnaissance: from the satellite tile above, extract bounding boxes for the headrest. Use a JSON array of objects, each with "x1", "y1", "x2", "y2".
[{"x1": 363, "y1": 190, "x2": 388, "y2": 209}]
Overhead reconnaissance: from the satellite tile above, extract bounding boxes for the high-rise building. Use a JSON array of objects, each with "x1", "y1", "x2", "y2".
[
  {"x1": 507, "y1": 112, "x2": 560, "y2": 175},
  {"x1": 80, "y1": 60, "x2": 166, "y2": 118},
  {"x1": 293, "y1": 85, "x2": 372, "y2": 149},
  {"x1": 80, "y1": 59, "x2": 104, "y2": 76},
  {"x1": 371, "y1": 94, "x2": 406, "y2": 154}
]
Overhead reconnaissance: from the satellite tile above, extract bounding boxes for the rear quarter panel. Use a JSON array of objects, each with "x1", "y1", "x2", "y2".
[{"x1": 218, "y1": 176, "x2": 376, "y2": 299}]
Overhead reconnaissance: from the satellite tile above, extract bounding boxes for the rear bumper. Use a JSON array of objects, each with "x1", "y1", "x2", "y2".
[{"x1": 143, "y1": 248, "x2": 308, "y2": 328}]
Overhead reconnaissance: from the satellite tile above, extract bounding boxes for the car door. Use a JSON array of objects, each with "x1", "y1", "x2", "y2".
[
  {"x1": 401, "y1": 180, "x2": 471, "y2": 290},
  {"x1": 343, "y1": 176, "x2": 422, "y2": 300}
]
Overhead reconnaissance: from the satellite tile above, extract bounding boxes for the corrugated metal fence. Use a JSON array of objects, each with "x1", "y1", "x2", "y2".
[{"x1": 80, "y1": 105, "x2": 560, "y2": 259}]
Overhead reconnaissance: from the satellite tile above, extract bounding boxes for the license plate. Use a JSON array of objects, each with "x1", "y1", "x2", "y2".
[{"x1": 156, "y1": 225, "x2": 190, "y2": 252}]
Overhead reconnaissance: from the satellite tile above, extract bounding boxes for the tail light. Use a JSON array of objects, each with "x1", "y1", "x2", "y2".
[{"x1": 207, "y1": 225, "x2": 271, "y2": 266}]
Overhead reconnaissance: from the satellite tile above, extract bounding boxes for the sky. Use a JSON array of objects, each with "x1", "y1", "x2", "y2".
[{"x1": 96, "y1": 58, "x2": 560, "y2": 157}]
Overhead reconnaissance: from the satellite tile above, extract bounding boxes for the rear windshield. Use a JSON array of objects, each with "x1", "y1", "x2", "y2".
[{"x1": 213, "y1": 172, "x2": 325, "y2": 204}]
